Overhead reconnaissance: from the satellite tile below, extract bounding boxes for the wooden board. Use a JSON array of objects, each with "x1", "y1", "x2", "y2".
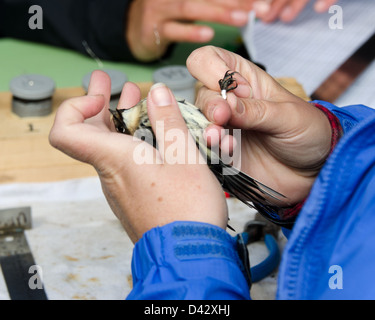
[{"x1": 0, "y1": 79, "x2": 309, "y2": 184}]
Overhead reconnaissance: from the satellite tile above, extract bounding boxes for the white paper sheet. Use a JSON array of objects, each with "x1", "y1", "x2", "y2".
[{"x1": 241, "y1": 0, "x2": 375, "y2": 107}]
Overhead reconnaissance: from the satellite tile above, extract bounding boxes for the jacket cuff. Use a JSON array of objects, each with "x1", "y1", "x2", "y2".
[{"x1": 128, "y1": 221, "x2": 251, "y2": 300}]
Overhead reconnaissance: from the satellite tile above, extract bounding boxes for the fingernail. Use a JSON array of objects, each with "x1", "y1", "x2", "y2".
[
  {"x1": 280, "y1": 6, "x2": 293, "y2": 21},
  {"x1": 253, "y1": 1, "x2": 271, "y2": 15},
  {"x1": 231, "y1": 10, "x2": 249, "y2": 25},
  {"x1": 198, "y1": 27, "x2": 214, "y2": 41},
  {"x1": 236, "y1": 100, "x2": 244, "y2": 115},
  {"x1": 150, "y1": 83, "x2": 173, "y2": 107},
  {"x1": 314, "y1": 1, "x2": 327, "y2": 13}
]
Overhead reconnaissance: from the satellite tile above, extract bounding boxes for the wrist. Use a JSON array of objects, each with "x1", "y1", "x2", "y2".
[{"x1": 280, "y1": 103, "x2": 343, "y2": 225}]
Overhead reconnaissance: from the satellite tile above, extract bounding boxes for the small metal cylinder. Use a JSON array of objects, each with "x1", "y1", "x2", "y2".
[
  {"x1": 153, "y1": 65, "x2": 197, "y2": 104},
  {"x1": 10, "y1": 74, "x2": 55, "y2": 117}
]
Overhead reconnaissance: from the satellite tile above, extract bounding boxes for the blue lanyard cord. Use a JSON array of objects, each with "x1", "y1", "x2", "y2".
[{"x1": 239, "y1": 224, "x2": 281, "y2": 283}]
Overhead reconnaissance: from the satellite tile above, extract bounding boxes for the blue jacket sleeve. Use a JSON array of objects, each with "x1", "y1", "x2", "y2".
[
  {"x1": 282, "y1": 101, "x2": 375, "y2": 240},
  {"x1": 277, "y1": 102, "x2": 375, "y2": 299},
  {"x1": 126, "y1": 221, "x2": 251, "y2": 300}
]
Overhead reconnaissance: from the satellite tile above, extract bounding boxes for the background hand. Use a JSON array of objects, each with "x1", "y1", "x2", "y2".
[
  {"x1": 49, "y1": 71, "x2": 228, "y2": 243},
  {"x1": 126, "y1": 0, "x2": 251, "y2": 61},
  {"x1": 253, "y1": 0, "x2": 339, "y2": 23},
  {"x1": 187, "y1": 46, "x2": 332, "y2": 204}
]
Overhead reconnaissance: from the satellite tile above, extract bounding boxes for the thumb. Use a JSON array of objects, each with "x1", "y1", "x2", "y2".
[
  {"x1": 226, "y1": 93, "x2": 308, "y2": 135},
  {"x1": 146, "y1": 83, "x2": 201, "y2": 164}
]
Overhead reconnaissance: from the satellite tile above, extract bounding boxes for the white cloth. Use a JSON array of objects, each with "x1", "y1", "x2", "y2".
[
  {"x1": 0, "y1": 177, "x2": 284, "y2": 299},
  {"x1": 0, "y1": 177, "x2": 132, "y2": 300}
]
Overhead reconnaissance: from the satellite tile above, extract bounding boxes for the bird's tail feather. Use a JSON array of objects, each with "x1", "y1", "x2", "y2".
[{"x1": 211, "y1": 161, "x2": 296, "y2": 228}]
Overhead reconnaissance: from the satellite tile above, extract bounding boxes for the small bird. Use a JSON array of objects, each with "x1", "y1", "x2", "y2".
[{"x1": 110, "y1": 71, "x2": 295, "y2": 229}]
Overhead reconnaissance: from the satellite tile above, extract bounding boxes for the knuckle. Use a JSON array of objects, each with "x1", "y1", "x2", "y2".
[
  {"x1": 177, "y1": 1, "x2": 191, "y2": 17},
  {"x1": 160, "y1": 114, "x2": 181, "y2": 128},
  {"x1": 155, "y1": 112, "x2": 186, "y2": 139},
  {"x1": 48, "y1": 126, "x2": 66, "y2": 151},
  {"x1": 187, "y1": 45, "x2": 215, "y2": 70},
  {"x1": 48, "y1": 129, "x2": 59, "y2": 148},
  {"x1": 249, "y1": 100, "x2": 267, "y2": 125},
  {"x1": 195, "y1": 90, "x2": 213, "y2": 117},
  {"x1": 48, "y1": 98, "x2": 79, "y2": 148}
]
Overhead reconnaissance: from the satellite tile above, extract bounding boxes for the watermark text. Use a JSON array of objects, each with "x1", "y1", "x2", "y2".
[{"x1": 28, "y1": 5, "x2": 43, "y2": 30}]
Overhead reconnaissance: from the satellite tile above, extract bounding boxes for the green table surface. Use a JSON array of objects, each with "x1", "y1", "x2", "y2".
[{"x1": 0, "y1": 24, "x2": 242, "y2": 93}]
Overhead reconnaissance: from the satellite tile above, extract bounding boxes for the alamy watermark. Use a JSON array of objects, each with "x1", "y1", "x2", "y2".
[
  {"x1": 28, "y1": 5, "x2": 43, "y2": 30},
  {"x1": 131, "y1": 123, "x2": 242, "y2": 175},
  {"x1": 28, "y1": 4, "x2": 344, "y2": 31},
  {"x1": 328, "y1": 265, "x2": 343, "y2": 290},
  {"x1": 329, "y1": 5, "x2": 343, "y2": 30},
  {"x1": 26, "y1": 263, "x2": 344, "y2": 291},
  {"x1": 28, "y1": 264, "x2": 44, "y2": 290}
]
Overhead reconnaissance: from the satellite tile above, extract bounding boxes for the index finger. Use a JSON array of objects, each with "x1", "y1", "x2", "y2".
[
  {"x1": 85, "y1": 70, "x2": 112, "y2": 128},
  {"x1": 186, "y1": 46, "x2": 251, "y2": 98},
  {"x1": 314, "y1": 0, "x2": 338, "y2": 12}
]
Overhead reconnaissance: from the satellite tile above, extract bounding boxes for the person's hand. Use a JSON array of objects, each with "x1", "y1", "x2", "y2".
[
  {"x1": 253, "y1": 0, "x2": 339, "y2": 23},
  {"x1": 49, "y1": 71, "x2": 228, "y2": 243},
  {"x1": 125, "y1": 0, "x2": 251, "y2": 61},
  {"x1": 187, "y1": 46, "x2": 332, "y2": 205}
]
